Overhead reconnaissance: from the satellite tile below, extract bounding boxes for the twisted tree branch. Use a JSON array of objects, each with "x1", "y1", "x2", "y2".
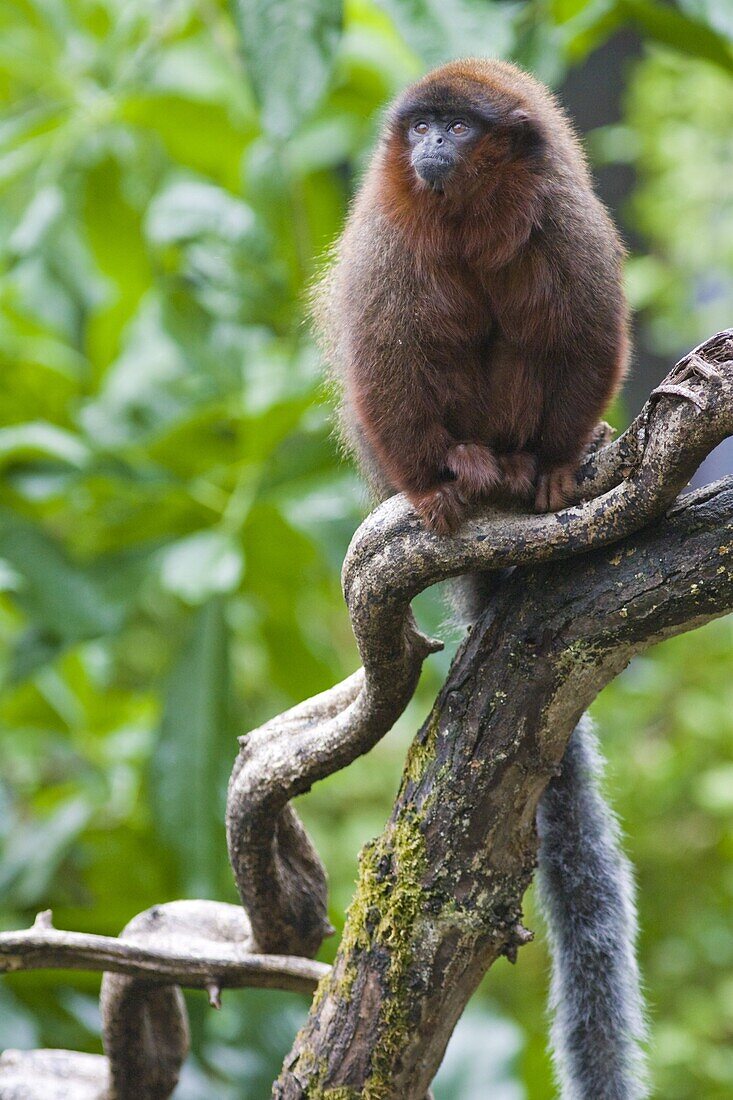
[
  {"x1": 2, "y1": 331, "x2": 732, "y2": 1100},
  {"x1": 277, "y1": 472, "x2": 733, "y2": 1097},
  {"x1": 227, "y1": 331, "x2": 733, "y2": 960}
]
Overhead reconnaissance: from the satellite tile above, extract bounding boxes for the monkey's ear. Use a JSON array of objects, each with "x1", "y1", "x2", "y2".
[{"x1": 507, "y1": 108, "x2": 545, "y2": 158}]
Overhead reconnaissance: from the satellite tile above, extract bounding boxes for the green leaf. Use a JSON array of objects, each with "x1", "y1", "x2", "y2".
[
  {"x1": 8, "y1": 627, "x2": 66, "y2": 683},
  {"x1": 145, "y1": 179, "x2": 259, "y2": 245},
  {"x1": 676, "y1": 0, "x2": 733, "y2": 41},
  {"x1": 151, "y1": 598, "x2": 233, "y2": 896},
  {"x1": 375, "y1": 0, "x2": 519, "y2": 67},
  {"x1": 695, "y1": 764, "x2": 733, "y2": 813},
  {"x1": 159, "y1": 530, "x2": 244, "y2": 604},
  {"x1": 79, "y1": 298, "x2": 203, "y2": 448},
  {"x1": 232, "y1": 0, "x2": 344, "y2": 137},
  {"x1": 0, "y1": 422, "x2": 89, "y2": 469},
  {"x1": 0, "y1": 986, "x2": 39, "y2": 1049},
  {"x1": 0, "y1": 512, "x2": 126, "y2": 645},
  {"x1": 551, "y1": 0, "x2": 606, "y2": 21},
  {"x1": 122, "y1": 94, "x2": 252, "y2": 191},
  {"x1": 618, "y1": 0, "x2": 733, "y2": 73},
  {"x1": 81, "y1": 157, "x2": 152, "y2": 372},
  {"x1": 8, "y1": 185, "x2": 64, "y2": 254},
  {"x1": 0, "y1": 796, "x2": 92, "y2": 908}
]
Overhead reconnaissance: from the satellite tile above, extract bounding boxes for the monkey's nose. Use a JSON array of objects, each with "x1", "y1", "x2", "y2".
[{"x1": 435, "y1": 136, "x2": 443, "y2": 145}]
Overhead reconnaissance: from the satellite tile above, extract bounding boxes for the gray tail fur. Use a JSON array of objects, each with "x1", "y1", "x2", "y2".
[{"x1": 536, "y1": 716, "x2": 649, "y2": 1099}]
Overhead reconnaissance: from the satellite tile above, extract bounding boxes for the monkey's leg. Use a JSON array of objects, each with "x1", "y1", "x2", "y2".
[{"x1": 355, "y1": 402, "x2": 471, "y2": 534}]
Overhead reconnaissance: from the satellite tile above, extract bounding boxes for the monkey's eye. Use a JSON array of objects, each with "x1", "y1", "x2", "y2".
[
  {"x1": 449, "y1": 120, "x2": 470, "y2": 135},
  {"x1": 413, "y1": 120, "x2": 429, "y2": 135}
]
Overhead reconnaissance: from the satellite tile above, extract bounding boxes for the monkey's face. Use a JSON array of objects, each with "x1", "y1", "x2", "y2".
[
  {"x1": 389, "y1": 74, "x2": 545, "y2": 200},
  {"x1": 404, "y1": 113, "x2": 484, "y2": 192}
]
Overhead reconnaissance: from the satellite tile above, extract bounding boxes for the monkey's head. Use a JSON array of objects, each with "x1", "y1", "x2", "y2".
[{"x1": 386, "y1": 59, "x2": 547, "y2": 197}]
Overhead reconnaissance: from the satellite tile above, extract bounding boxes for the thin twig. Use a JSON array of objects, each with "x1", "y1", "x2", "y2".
[{"x1": 0, "y1": 920, "x2": 328, "y2": 995}]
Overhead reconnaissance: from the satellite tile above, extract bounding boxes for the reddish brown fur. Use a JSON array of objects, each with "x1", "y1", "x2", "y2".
[{"x1": 316, "y1": 58, "x2": 629, "y2": 532}]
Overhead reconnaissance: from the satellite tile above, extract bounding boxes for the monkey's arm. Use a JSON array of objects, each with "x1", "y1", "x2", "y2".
[
  {"x1": 534, "y1": 345, "x2": 625, "y2": 511},
  {"x1": 348, "y1": 342, "x2": 502, "y2": 529},
  {"x1": 352, "y1": 385, "x2": 476, "y2": 534},
  {"x1": 493, "y1": 231, "x2": 627, "y2": 512}
]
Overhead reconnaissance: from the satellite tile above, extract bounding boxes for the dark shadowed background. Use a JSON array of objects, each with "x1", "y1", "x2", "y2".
[{"x1": 0, "y1": 1, "x2": 732, "y2": 1097}]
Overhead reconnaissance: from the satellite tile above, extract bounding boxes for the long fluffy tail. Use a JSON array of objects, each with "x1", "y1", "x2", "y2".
[{"x1": 536, "y1": 716, "x2": 649, "y2": 1100}]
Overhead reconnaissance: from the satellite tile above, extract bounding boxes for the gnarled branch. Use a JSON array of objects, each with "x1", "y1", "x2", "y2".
[
  {"x1": 227, "y1": 331, "x2": 733, "y2": 962},
  {"x1": 2, "y1": 332, "x2": 732, "y2": 1100},
  {"x1": 276, "y1": 462, "x2": 733, "y2": 1097}
]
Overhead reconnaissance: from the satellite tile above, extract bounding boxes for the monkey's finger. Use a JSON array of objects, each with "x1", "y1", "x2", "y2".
[
  {"x1": 535, "y1": 465, "x2": 578, "y2": 512},
  {"x1": 534, "y1": 473, "x2": 551, "y2": 513}
]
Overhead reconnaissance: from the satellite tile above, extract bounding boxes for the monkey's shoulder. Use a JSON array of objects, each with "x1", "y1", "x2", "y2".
[{"x1": 334, "y1": 210, "x2": 441, "y2": 314}]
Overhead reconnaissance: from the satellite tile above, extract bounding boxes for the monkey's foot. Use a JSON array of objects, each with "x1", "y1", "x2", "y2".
[
  {"x1": 498, "y1": 452, "x2": 537, "y2": 498},
  {"x1": 412, "y1": 484, "x2": 466, "y2": 535},
  {"x1": 535, "y1": 463, "x2": 578, "y2": 512},
  {"x1": 446, "y1": 443, "x2": 500, "y2": 500}
]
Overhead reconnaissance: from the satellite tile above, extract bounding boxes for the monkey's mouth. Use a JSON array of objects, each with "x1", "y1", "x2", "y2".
[{"x1": 413, "y1": 156, "x2": 455, "y2": 191}]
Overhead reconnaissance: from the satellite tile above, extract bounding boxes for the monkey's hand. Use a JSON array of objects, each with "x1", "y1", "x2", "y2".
[
  {"x1": 411, "y1": 483, "x2": 466, "y2": 535},
  {"x1": 535, "y1": 463, "x2": 579, "y2": 512},
  {"x1": 446, "y1": 443, "x2": 501, "y2": 500}
]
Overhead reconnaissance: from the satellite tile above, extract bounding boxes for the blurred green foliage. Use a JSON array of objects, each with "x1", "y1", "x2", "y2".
[{"x1": 0, "y1": 1, "x2": 731, "y2": 1097}]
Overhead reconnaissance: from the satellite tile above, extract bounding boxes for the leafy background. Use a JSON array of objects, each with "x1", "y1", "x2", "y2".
[{"x1": 1, "y1": 1, "x2": 732, "y2": 1097}]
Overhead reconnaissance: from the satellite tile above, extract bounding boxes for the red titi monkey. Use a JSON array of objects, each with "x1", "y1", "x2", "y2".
[
  {"x1": 318, "y1": 57, "x2": 629, "y2": 531},
  {"x1": 316, "y1": 60, "x2": 647, "y2": 1100}
]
